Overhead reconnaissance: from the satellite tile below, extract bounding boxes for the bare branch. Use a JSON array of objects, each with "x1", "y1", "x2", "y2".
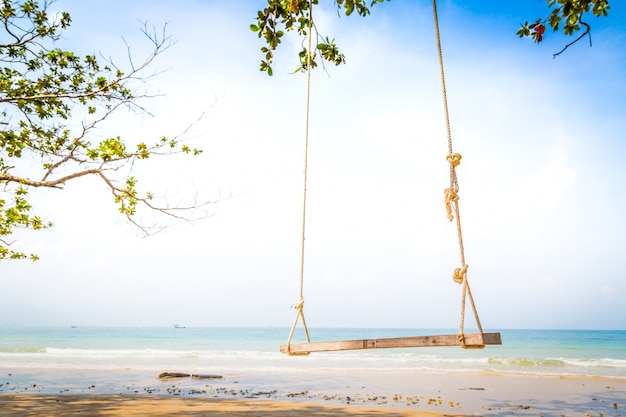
[{"x1": 553, "y1": 20, "x2": 592, "y2": 58}]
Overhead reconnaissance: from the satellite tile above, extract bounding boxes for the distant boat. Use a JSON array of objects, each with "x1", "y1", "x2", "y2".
[{"x1": 173, "y1": 324, "x2": 186, "y2": 329}]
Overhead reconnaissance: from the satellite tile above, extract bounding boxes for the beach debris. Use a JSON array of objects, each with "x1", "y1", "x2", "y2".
[
  {"x1": 448, "y1": 400, "x2": 461, "y2": 409},
  {"x1": 158, "y1": 372, "x2": 222, "y2": 380},
  {"x1": 426, "y1": 396, "x2": 443, "y2": 406},
  {"x1": 286, "y1": 390, "x2": 309, "y2": 398},
  {"x1": 188, "y1": 389, "x2": 207, "y2": 394},
  {"x1": 193, "y1": 374, "x2": 223, "y2": 380},
  {"x1": 166, "y1": 386, "x2": 182, "y2": 395},
  {"x1": 159, "y1": 372, "x2": 192, "y2": 379},
  {"x1": 406, "y1": 396, "x2": 420, "y2": 405},
  {"x1": 251, "y1": 390, "x2": 277, "y2": 398}
]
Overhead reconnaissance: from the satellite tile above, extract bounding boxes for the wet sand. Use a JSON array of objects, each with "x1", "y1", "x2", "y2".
[{"x1": 1, "y1": 371, "x2": 624, "y2": 416}]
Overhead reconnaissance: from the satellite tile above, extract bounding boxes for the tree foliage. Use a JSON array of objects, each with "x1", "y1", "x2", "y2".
[
  {"x1": 250, "y1": 0, "x2": 387, "y2": 76},
  {"x1": 251, "y1": 1, "x2": 612, "y2": 74},
  {"x1": 518, "y1": 0, "x2": 610, "y2": 56},
  {"x1": 0, "y1": 0, "x2": 203, "y2": 261}
]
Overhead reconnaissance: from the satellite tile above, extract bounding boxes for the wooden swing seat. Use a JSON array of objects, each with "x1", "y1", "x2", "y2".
[{"x1": 280, "y1": 332, "x2": 501, "y2": 355}]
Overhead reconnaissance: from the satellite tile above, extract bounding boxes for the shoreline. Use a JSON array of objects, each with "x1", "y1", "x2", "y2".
[{"x1": 1, "y1": 369, "x2": 624, "y2": 416}]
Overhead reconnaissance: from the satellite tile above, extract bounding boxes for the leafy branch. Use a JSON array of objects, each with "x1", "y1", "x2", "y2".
[
  {"x1": 0, "y1": 0, "x2": 209, "y2": 261},
  {"x1": 517, "y1": 0, "x2": 610, "y2": 56},
  {"x1": 250, "y1": 0, "x2": 387, "y2": 76}
]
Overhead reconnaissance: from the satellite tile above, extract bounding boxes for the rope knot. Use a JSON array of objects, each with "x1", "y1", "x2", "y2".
[
  {"x1": 447, "y1": 153, "x2": 462, "y2": 167},
  {"x1": 452, "y1": 264, "x2": 468, "y2": 284},
  {"x1": 444, "y1": 187, "x2": 459, "y2": 221},
  {"x1": 292, "y1": 299, "x2": 304, "y2": 312},
  {"x1": 459, "y1": 333, "x2": 485, "y2": 350}
]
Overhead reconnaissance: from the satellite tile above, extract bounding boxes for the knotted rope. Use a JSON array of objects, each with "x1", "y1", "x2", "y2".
[
  {"x1": 286, "y1": 0, "x2": 314, "y2": 356},
  {"x1": 433, "y1": 0, "x2": 484, "y2": 349}
]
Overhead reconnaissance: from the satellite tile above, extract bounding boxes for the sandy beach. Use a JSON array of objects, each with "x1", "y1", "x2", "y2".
[
  {"x1": 0, "y1": 395, "x2": 449, "y2": 416},
  {"x1": 1, "y1": 371, "x2": 624, "y2": 416}
]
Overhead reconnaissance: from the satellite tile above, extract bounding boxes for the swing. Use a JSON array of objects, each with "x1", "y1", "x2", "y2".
[{"x1": 280, "y1": 0, "x2": 502, "y2": 356}]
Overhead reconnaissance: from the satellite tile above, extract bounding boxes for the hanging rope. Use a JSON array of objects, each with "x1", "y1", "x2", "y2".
[
  {"x1": 285, "y1": 0, "x2": 314, "y2": 356},
  {"x1": 432, "y1": 0, "x2": 485, "y2": 349}
]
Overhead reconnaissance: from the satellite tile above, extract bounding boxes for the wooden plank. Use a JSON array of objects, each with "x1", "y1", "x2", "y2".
[{"x1": 280, "y1": 332, "x2": 501, "y2": 355}]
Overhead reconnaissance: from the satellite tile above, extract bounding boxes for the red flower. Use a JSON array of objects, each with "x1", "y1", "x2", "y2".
[{"x1": 534, "y1": 24, "x2": 546, "y2": 42}]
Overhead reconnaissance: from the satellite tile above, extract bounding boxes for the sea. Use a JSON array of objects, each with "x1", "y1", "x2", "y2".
[
  {"x1": 1, "y1": 327, "x2": 624, "y2": 415},
  {"x1": 1, "y1": 327, "x2": 624, "y2": 377}
]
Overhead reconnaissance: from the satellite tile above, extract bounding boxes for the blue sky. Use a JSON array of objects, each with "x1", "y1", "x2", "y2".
[{"x1": 1, "y1": 0, "x2": 625, "y2": 330}]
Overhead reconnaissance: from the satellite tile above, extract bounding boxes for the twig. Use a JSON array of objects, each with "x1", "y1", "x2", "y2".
[{"x1": 553, "y1": 20, "x2": 591, "y2": 58}]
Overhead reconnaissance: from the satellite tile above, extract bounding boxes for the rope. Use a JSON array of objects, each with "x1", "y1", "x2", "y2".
[
  {"x1": 283, "y1": 0, "x2": 487, "y2": 353},
  {"x1": 432, "y1": 0, "x2": 455, "y2": 189},
  {"x1": 286, "y1": 0, "x2": 314, "y2": 356},
  {"x1": 432, "y1": 0, "x2": 484, "y2": 349}
]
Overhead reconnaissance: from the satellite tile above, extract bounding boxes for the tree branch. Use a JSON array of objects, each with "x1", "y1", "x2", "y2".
[
  {"x1": 1, "y1": 168, "x2": 105, "y2": 188},
  {"x1": 553, "y1": 20, "x2": 591, "y2": 58},
  {"x1": 1, "y1": 2, "x2": 213, "y2": 259}
]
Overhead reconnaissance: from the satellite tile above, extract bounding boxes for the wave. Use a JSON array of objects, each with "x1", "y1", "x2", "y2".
[
  {"x1": 0, "y1": 347, "x2": 46, "y2": 354},
  {"x1": 4, "y1": 347, "x2": 625, "y2": 367},
  {"x1": 1, "y1": 346, "x2": 625, "y2": 379},
  {"x1": 488, "y1": 356, "x2": 626, "y2": 369},
  {"x1": 44, "y1": 347, "x2": 204, "y2": 359},
  {"x1": 558, "y1": 357, "x2": 626, "y2": 368}
]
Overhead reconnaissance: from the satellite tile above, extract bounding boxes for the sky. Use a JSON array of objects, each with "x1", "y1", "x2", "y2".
[{"x1": 1, "y1": 0, "x2": 625, "y2": 330}]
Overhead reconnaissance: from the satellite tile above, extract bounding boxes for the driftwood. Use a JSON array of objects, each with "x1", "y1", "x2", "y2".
[{"x1": 158, "y1": 372, "x2": 222, "y2": 380}]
